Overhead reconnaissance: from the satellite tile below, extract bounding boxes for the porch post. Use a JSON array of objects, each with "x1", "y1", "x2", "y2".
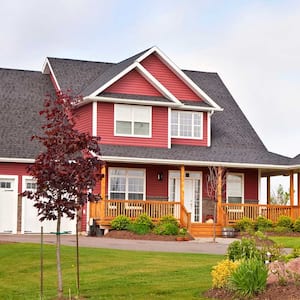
[
  {"x1": 217, "y1": 166, "x2": 223, "y2": 225},
  {"x1": 298, "y1": 172, "x2": 300, "y2": 207},
  {"x1": 290, "y1": 171, "x2": 294, "y2": 207},
  {"x1": 266, "y1": 176, "x2": 271, "y2": 205},
  {"x1": 100, "y1": 164, "x2": 106, "y2": 220},
  {"x1": 180, "y1": 165, "x2": 185, "y2": 223}
]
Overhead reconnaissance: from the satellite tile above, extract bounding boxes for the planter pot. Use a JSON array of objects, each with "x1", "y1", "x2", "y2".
[
  {"x1": 222, "y1": 227, "x2": 236, "y2": 238},
  {"x1": 176, "y1": 236, "x2": 185, "y2": 241}
]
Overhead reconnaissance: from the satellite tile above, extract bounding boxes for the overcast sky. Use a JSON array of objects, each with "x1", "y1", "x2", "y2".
[{"x1": 1, "y1": 0, "x2": 299, "y2": 159}]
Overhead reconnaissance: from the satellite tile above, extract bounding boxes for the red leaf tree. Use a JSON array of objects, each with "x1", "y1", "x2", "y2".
[
  {"x1": 23, "y1": 91, "x2": 103, "y2": 298},
  {"x1": 206, "y1": 166, "x2": 227, "y2": 242}
]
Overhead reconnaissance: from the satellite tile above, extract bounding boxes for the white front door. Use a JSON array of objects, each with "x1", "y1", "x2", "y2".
[
  {"x1": 169, "y1": 171, "x2": 202, "y2": 222},
  {"x1": 0, "y1": 176, "x2": 18, "y2": 233},
  {"x1": 22, "y1": 177, "x2": 76, "y2": 234}
]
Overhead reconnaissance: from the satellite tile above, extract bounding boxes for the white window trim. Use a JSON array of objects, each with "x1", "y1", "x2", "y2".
[
  {"x1": 114, "y1": 104, "x2": 152, "y2": 138},
  {"x1": 171, "y1": 110, "x2": 203, "y2": 140},
  {"x1": 108, "y1": 167, "x2": 146, "y2": 201},
  {"x1": 226, "y1": 172, "x2": 244, "y2": 205}
]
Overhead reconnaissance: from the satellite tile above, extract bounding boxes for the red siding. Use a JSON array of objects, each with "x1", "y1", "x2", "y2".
[
  {"x1": 97, "y1": 102, "x2": 169, "y2": 147},
  {"x1": 141, "y1": 54, "x2": 202, "y2": 101},
  {"x1": 106, "y1": 163, "x2": 169, "y2": 199},
  {"x1": 105, "y1": 69, "x2": 163, "y2": 96},
  {"x1": 171, "y1": 112, "x2": 208, "y2": 146},
  {"x1": 244, "y1": 169, "x2": 259, "y2": 201},
  {"x1": 0, "y1": 162, "x2": 30, "y2": 193},
  {"x1": 146, "y1": 166, "x2": 169, "y2": 199},
  {"x1": 74, "y1": 103, "x2": 92, "y2": 135}
]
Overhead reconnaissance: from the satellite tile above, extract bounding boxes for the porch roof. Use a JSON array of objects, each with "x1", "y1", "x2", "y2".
[{"x1": 99, "y1": 143, "x2": 293, "y2": 175}]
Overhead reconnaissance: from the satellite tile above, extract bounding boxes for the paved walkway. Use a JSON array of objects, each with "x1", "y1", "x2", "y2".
[{"x1": 0, "y1": 234, "x2": 235, "y2": 255}]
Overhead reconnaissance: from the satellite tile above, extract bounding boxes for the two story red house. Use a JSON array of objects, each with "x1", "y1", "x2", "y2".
[{"x1": 1, "y1": 47, "x2": 299, "y2": 236}]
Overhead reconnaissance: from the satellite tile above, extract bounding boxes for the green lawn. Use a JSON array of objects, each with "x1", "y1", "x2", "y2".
[
  {"x1": 269, "y1": 236, "x2": 300, "y2": 248},
  {"x1": 0, "y1": 243, "x2": 223, "y2": 299}
]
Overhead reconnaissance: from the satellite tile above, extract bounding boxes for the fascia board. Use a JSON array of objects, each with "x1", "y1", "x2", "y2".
[
  {"x1": 0, "y1": 157, "x2": 35, "y2": 163},
  {"x1": 101, "y1": 155, "x2": 296, "y2": 170},
  {"x1": 82, "y1": 96, "x2": 181, "y2": 108},
  {"x1": 81, "y1": 96, "x2": 222, "y2": 112},
  {"x1": 136, "y1": 63, "x2": 181, "y2": 104},
  {"x1": 89, "y1": 62, "x2": 138, "y2": 97},
  {"x1": 42, "y1": 58, "x2": 61, "y2": 91},
  {"x1": 150, "y1": 47, "x2": 222, "y2": 110},
  {"x1": 135, "y1": 46, "x2": 157, "y2": 63}
]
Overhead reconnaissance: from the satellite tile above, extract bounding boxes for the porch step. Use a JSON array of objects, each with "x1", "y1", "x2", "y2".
[{"x1": 190, "y1": 223, "x2": 222, "y2": 238}]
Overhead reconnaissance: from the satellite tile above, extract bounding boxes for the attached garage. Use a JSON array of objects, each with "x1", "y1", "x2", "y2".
[
  {"x1": 0, "y1": 175, "x2": 18, "y2": 234},
  {"x1": 22, "y1": 177, "x2": 76, "y2": 234}
]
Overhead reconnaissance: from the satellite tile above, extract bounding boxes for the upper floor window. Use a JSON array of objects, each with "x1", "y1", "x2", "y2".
[
  {"x1": 171, "y1": 111, "x2": 203, "y2": 139},
  {"x1": 114, "y1": 104, "x2": 152, "y2": 137},
  {"x1": 227, "y1": 173, "x2": 244, "y2": 204}
]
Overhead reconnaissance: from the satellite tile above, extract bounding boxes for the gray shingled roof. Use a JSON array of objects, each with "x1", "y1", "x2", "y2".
[
  {"x1": 47, "y1": 57, "x2": 113, "y2": 95},
  {"x1": 291, "y1": 154, "x2": 300, "y2": 165},
  {"x1": 0, "y1": 51, "x2": 297, "y2": 167},
  {"x1": 81, "y1": 48, "x2": 151, "y2": 97},
  {"x1": 0, "y1": 68, "x2": 55, "y2": 158}
]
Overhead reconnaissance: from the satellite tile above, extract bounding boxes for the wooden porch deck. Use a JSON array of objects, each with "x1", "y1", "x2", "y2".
[{"x1": 89, "y1": 200, "x2": 300, "y2": 237}]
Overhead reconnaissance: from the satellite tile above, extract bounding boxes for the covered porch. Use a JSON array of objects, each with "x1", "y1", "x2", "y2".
[{"x1": 88, "y1": 165, "x2": 300, "y2": 237}]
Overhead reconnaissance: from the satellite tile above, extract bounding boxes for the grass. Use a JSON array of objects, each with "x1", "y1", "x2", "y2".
[
  {"x1": 0, "y1": 243, "x2": 223, "y2": 299},
  {"x1": 268, "y1": 236, "x2": 300, "y2": 248}
]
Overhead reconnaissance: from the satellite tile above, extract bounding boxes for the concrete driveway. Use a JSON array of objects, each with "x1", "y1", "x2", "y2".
[{"x1": 0, "y1": 234, "x2": 235, "y2": 255}]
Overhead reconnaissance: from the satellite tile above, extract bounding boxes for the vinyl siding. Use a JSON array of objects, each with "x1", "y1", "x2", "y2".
[
  {"x1": 97, "y1": 102, "x2": 168, "y2": 147},
  {"x1": 105, "y1": 69, "x2": 162, "y2": 96},
  {"x1": 141, "y1": 53, "x2": 202, "y2": 101}
]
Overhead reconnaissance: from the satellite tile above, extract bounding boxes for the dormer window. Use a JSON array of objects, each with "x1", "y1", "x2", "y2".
[
  {"x1": 171, "y1": 110, "x2": 203, "y2": 139},
  {"x1": 114, "y1": 104, "x2": 152, "y2": 137}
]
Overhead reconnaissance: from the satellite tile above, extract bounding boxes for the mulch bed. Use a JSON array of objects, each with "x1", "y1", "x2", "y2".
[
  {"x1": 104, "y1": 230, "x2": 193, "y2": 241},
  {"x1": 204, "y1": 283, "x2": 300, "y2": 300}
]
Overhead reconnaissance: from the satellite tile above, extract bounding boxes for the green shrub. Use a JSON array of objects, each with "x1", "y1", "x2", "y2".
[
  {"x1": 158, "y1": 215, "x2": 179, "y2": 227},
  {"x1": 111, "y1": 215, "x2": 132, "y2": 230},
  {"x1": 293, "y1": 217, "x2": 300, "y2": 232},
  {"x1": 127, "y1": 223, "x2": 151, "y2": 235},
  {"x1": 274, "y1": 226, "x2": 291, "y2": 234},
  {"x1": 154, "y1": 223, "x2": 179, "y2": 235},
  {"x1": 134, "y1": 213, "x2": 154, "y2": 228},
  {"x1": 126, "y1": 213, "x2": 154, "y2": 235},
  {"x1": 154, "y1": 215, "x2": 180, "y2": 235},
  {"x1": 211, "y1": 259, "x2": 240, "y2": 288},
  {"x1": 229, "y1": 258, "x2": 268, "y2": 298},
  {"x1": 276, "y1": 215, "x2": 294, "y2": 230},
  {"x1": 227, "y1": 238, "x2": 261, "y2": 261},
  {"x1": 234, "y1": 217, "x2": 254, "y2": 233},
  {"x1": 255, "y1": 216, "x2": 273, "y2": 232}
]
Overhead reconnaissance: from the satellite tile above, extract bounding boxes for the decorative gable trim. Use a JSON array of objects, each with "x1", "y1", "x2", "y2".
[
  {"x1": 85, "y1": 47, "x2": 222, "y2": 111},
  {"x1": 137, "y1": 47, "x2": 222, "y2": 110},
  {"x1": 42, "y1": 58, "x2": 61, "y2": 91}
]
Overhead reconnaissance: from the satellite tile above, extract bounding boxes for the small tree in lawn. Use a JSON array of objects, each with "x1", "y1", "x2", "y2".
[
  {"x1": 22, "y1": 91, "x2": 103, "y2": 299},
  {"x1": 206, "y1": 166, "x2": 226, "y2": 242}
]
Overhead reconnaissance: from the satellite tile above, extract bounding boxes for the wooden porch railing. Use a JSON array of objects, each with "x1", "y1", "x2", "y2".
[
  {"x1": 90, "y1": 199, "x2": 182, "y2": 224},
  {"x1": 221, "y1": 203, "x2": 300, "y2": 226}
]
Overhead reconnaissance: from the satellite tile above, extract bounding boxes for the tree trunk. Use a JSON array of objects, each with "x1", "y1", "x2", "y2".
[
  {"x1": 56, "y1": 211, "x2": 63, "y2": 299},
  {"x1": 212, "y1": 201, "x2": 217, "y2": 243}
]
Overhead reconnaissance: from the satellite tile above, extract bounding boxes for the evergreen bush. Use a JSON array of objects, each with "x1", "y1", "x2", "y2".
[{"x1": 111, "y1": 215, "x2": 132, "y2": 230}]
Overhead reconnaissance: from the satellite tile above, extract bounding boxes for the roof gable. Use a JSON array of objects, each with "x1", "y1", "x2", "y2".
[
  {"x1": 141, "y1": 53, "x2": 201, "y2": 101},
  {"x1": 83, "y1": 47, "x2": 222, "y2": 110},
  {"x1": 103, "y1": 68, "x2": 164, "y2": 97}
]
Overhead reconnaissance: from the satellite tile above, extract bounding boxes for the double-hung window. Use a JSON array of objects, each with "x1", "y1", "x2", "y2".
[
  {"x1": 226, "y1": 173, "x2": 244, "y2": 204},
  {"x1": 171, "y1": 110, "x2": 203, "y2": 139},
  {"x1": 109, "y1": 168, "x2": 145, "y2": 201},
  {"x1": 115, "y1": 104, "x2": 151, "y2": 137}
]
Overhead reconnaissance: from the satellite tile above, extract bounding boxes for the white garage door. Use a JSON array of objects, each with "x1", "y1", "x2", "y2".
[
  {"x1": 22, "y1": 177, "x2": 76, "y2": 234},
  {"x1": 0, "y1": 176, "x2": 18, "y2": 234}
]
